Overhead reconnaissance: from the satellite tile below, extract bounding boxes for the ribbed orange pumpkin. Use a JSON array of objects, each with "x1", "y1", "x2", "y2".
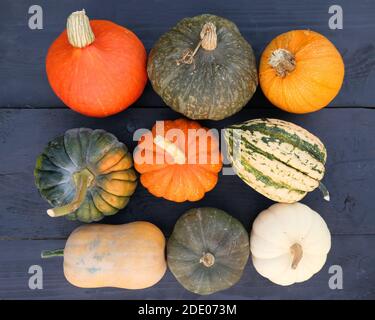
[
  {"x1": 259, "y1": 30, "x2": 345, "y2": 113},
  {"x1": 134, "y1": 119, "x2": 222, "y2": 202},
  {"x1": 46, "y1": 10, "x2": 147, "y2": 117}
]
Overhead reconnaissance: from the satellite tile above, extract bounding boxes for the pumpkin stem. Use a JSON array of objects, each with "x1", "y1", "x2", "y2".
[
  {"x1": 201, "y1": 22, "x2": 217, "y2": 51},
  {"x1": 67, "y1": 9, "x2": 95, "y2": 48},
  {"x1": 290, "y1": 243, "x2": 303, "y2": 269},
  {"x1": 176, "y1": 22, "x2": 217, "y2": 65},
  {"x1": 47, "y1": 168, "x2": 95, "y2": 218},
  {"x1": 319, "y1": 182, "x2": 330, "y2": 201},
  {"x1": 200, "y1": 252, "x2": 215, "y2": 268},
  {"x1": 269, "y1": 49, "x2": 296, "y2": 77},
  {"x1": 41, "y1": 249, "x2": 64, "y2": 258},
  {"x1": 153, "y1": 135, "x2": 186, "y2": 165}
]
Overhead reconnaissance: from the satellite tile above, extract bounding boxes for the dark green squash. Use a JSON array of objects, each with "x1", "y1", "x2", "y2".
[
  {"x1": 148, "y1": 14, "x2": 258, "y2": 120},
  {"x1": 167, "y1": 207, "x2": 250, "y2": 295},
  {"x1": 34, "y1": 128, "x2": 137, "y2": 223}
]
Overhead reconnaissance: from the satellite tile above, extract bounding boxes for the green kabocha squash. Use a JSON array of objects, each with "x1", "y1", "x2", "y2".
[
  {"x1": 148, "y1": 14, "x2": 258, "y2": 120},
  {"x1": 34, "y1": 128, "x2": 137, "y2": 222},
  {"x1": 167, "y1": 207, "x2": 249, "y2": 295},
  {"x1": 224, "y1": 118, "x2": 329, "y2": 203}
]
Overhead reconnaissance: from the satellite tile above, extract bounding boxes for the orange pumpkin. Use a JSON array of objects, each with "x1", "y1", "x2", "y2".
[
  {"x1": 134, "y1": 119, "x2": 222, "y2": 202},
  {"x1": 46, "y1": 9, "x2": 147, "y2": 117},
  {"x1": 259, "y1": 30, "x2": 345, "y2": 114}
]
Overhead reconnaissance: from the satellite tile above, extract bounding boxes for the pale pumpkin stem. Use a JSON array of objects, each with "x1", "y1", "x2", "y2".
[
  {"x1": 41, "y1": 249, "x2": 64, "y2": 258},
  {"x1": 67, "y1": 9, "x2": 95, "y2": 48},
  {"x1": 201, "y1": 23, "x2": 217, "y2": 51},
  {"x1": 47, "y1": 168, "x2": 95, "y2": 218},
  {"x1": 269, "y1": 48, "x2": 296, "y2": 77},
  {"x1": 200, "y1": 252, "x2": 215, "y2": 268},
  {"x1": 319, "y1": 182, "x2": 330, "y2": 201},
  {"x1": 177, "y1": 22, "x2": 217, "y2": 65},
  {"x1": 153, "y1": 135, "x2": 186, "y2": 165},
  {"x1": 290, "y1": 243, "x2": 303, "y2": 269}
]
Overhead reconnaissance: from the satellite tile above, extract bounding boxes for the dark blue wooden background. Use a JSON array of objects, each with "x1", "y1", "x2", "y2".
[{"x1": 0, "y1": 0, "x2": 374, "y2": 299}]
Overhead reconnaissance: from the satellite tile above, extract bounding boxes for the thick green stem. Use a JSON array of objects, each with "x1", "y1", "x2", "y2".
[
  {"x1": 319, "y1": 182, "x2": 330, "y2": 201},
  {"x1": 41, "y1": 249, "x2": 64, "y2": 258},
  {"x1": 47, "y1": 168, "x2": 94, "y2": 217}
]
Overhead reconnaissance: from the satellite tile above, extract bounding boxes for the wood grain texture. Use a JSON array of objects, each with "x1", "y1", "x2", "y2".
[
  {"x1": 1, "y1": 236, "x2": 374, "y2": 299},
  {"x1": 0, "y1": 0, "x2": 374, "y2": 108},
  {"x1": 0, "y1": 108, "x2": 374, "y2": 239}
]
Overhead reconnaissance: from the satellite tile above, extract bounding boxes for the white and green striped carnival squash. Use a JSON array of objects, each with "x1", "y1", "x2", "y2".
[{"x1": 224, "y1": 119, "x2": 329, "y2": 203}]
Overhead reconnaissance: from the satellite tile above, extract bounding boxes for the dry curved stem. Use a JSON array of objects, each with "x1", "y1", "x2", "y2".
[
  {"x1": 176, "y1": 22, "x2": 217, "y2": 65},
  {"x1": 153, "y1": 135, "x2": 186, "y2": 165},
  {"x1": 47, "y1": 168, "x2": 95, "y2": 217},
  {"x1": 290, "y1": 243, "x2": 303, "y2": 269}
]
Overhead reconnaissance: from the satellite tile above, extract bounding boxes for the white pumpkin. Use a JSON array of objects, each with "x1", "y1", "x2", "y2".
[{"x1": 250, "y1": 202, "x2": 331, "y2": 286}]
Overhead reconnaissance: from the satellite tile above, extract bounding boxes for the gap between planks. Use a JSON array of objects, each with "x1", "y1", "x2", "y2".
[
  {"x1": 2, "y1": 233, "x2": 375, "y2": 241},
  {"x1": 1, "y1": 106, "x2": 375, "y2": 110}
]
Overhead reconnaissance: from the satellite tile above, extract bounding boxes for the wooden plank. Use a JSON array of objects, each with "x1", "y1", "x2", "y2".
[
  {"x1": 0, "y1": 0, "x2": 374, "y2": 108},
  {"x1": 0, "y1": 107, "x2": 374, "y2": 239},
  {"x1": 0, "y1": 236, "x2": 374, "y2": 299}
]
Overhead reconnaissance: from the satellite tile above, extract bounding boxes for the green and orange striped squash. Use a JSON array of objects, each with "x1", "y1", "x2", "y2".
[{"x1": 34, "y1": 128, "x2": 137, "y2": 222}]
